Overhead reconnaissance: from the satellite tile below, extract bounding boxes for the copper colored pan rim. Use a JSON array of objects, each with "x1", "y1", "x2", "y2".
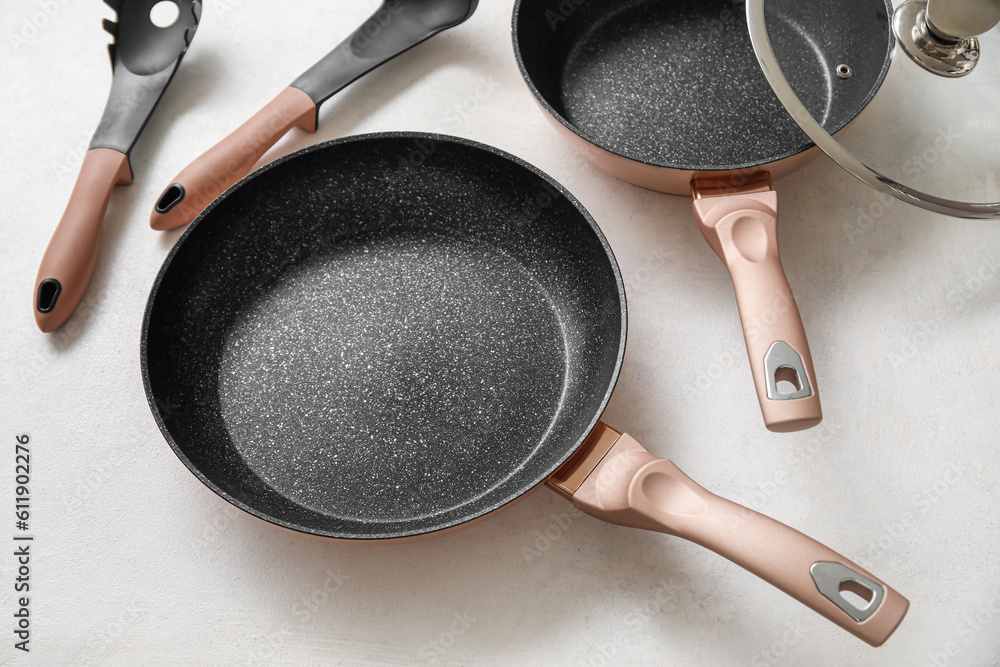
[
  {"x1": 537, "y1": 102, "x2": 824, "y2": 197},
  {"x1": 510, "y1": 0, "x2": 896, "y2": 175}
]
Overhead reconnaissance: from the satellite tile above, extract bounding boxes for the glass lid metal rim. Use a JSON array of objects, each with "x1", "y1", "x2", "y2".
[{"x1": 746, "y1": 0, "x2": 1000, "y2": 220}]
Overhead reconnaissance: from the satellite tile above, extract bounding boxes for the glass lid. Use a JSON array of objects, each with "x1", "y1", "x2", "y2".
[{"x1": 746, "y1": 0, "x2": 1000, "y2": 218}]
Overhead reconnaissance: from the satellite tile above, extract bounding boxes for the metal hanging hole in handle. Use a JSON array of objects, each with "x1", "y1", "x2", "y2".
[
  {"x1": 764, "y1": 341, "x2": 812, "y2": 400},
  {"x1": 811, "y1": 562, "x2": 886, "y2": 622}
]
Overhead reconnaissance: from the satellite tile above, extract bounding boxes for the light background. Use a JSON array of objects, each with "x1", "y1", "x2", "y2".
[{"x1": 1, "y1": 1, "x2": 999, "y2": 665}]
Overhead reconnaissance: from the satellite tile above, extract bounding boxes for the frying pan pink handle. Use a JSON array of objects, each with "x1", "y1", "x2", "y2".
[
  {"x1": 34, "y1": 148, "x2": 133, "y2": 333},
  {"x1": 150, "y1": 86, "x2": 317, "y2": 231},
  {"x1": 692, "y1": 187, "x2": 821, "y2": 432},
  {"x1": 570, "y1": 431, "x2": 909, "y2": 647}
]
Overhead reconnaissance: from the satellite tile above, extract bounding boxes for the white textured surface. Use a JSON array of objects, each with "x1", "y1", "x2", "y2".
[{"x1": 2, "y1": 1, "x2": 1000, "y2": 665}]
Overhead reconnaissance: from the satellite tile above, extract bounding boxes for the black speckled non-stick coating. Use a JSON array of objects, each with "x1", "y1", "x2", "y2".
[
  {"x1": 142, "y1": 133, "x2": 626, "y2": 539},
  {"x1": 513, "y1": 0, "x2": 893, "y2": 171}
]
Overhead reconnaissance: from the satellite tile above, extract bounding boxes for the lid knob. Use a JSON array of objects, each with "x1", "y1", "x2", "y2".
[{"x1": 893, "y1": 0, "x2": 999, "y2": 77}]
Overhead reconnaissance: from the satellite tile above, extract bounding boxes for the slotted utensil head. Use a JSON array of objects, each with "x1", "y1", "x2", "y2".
[{"x1": 93, "y1": 0, "x2": 202, "y2": 156}]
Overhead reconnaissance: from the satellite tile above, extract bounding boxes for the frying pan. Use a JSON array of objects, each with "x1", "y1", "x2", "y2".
[
  {"x1": 143, "y1": 133, "x2": 907, "y2": 645},
  {"x1": 512, "y1": 0, "x2": 895, "y2": 432}
]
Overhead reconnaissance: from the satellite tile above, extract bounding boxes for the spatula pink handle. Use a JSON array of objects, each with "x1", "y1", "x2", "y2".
[
  {"x1": 570, "y1": 431, "x2": 908, "y2": 647},
  {"x1": 150, "y1": 86, "x2": 317, "y2": 231},
  {"x1": 34, "y1": 148, "x2": 133, "y2": 333},
  {"x1": 693, "y1": 189, "x2": 821, "y2": 432}
]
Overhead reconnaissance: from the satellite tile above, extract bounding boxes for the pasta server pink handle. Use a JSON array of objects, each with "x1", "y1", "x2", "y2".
[
  {"x1": 34, "y1": 148, "x2": 133, "y2": 332},
  {"x1": 563, "y1": 427, "x2": 909, "y2": 647},
  {"x1": 692, "y1": 176, "x2": 822, "y2": 432}
]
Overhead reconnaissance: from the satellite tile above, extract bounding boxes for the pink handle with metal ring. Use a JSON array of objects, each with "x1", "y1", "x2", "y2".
[
  {"x1": 692, "y1": 178, "x2": 821, "y2": 432},
  {"x1": 570, "y1": 430, "x2": 909, "y2": 647}
]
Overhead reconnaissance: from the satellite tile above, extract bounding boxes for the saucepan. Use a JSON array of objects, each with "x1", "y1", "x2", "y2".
[
  {"x1": 142, "y1": 133, "x2": 907, "y2": 645},
  {"x1": 512, "y1": 0, "x2": 895, "y2": 432}
]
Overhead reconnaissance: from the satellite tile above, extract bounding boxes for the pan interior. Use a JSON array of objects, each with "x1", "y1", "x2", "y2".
[
  {"x1": 219, "y1": 229, "x2": 567, "y2": 523},
  {"x1": 143, "y1": 135, "x2": 625, "y2": 538},
  {"x1": 514, "y1": 0, "x2": 892, "y2": 171}
]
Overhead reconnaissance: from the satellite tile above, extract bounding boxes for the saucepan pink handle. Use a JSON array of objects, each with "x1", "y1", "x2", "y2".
[
  {"x1": 569, "y1": 431, "x2": 908, "y2": 647},
  {"x1": 693, "y1": 186, "x2": 822, "y2": 432}
]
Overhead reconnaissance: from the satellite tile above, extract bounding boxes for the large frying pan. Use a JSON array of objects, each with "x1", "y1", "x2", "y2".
[
  {"x1": 143, "y1": 133, "x2": 907, "y2": 645},
  {"x1": 512, "y1": 0, "x2": 894, "y2": 433}
]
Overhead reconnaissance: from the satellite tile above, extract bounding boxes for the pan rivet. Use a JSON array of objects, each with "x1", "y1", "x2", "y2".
[{"x1": 836, "y1": 64, "x2": 853, "y2": 79}]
